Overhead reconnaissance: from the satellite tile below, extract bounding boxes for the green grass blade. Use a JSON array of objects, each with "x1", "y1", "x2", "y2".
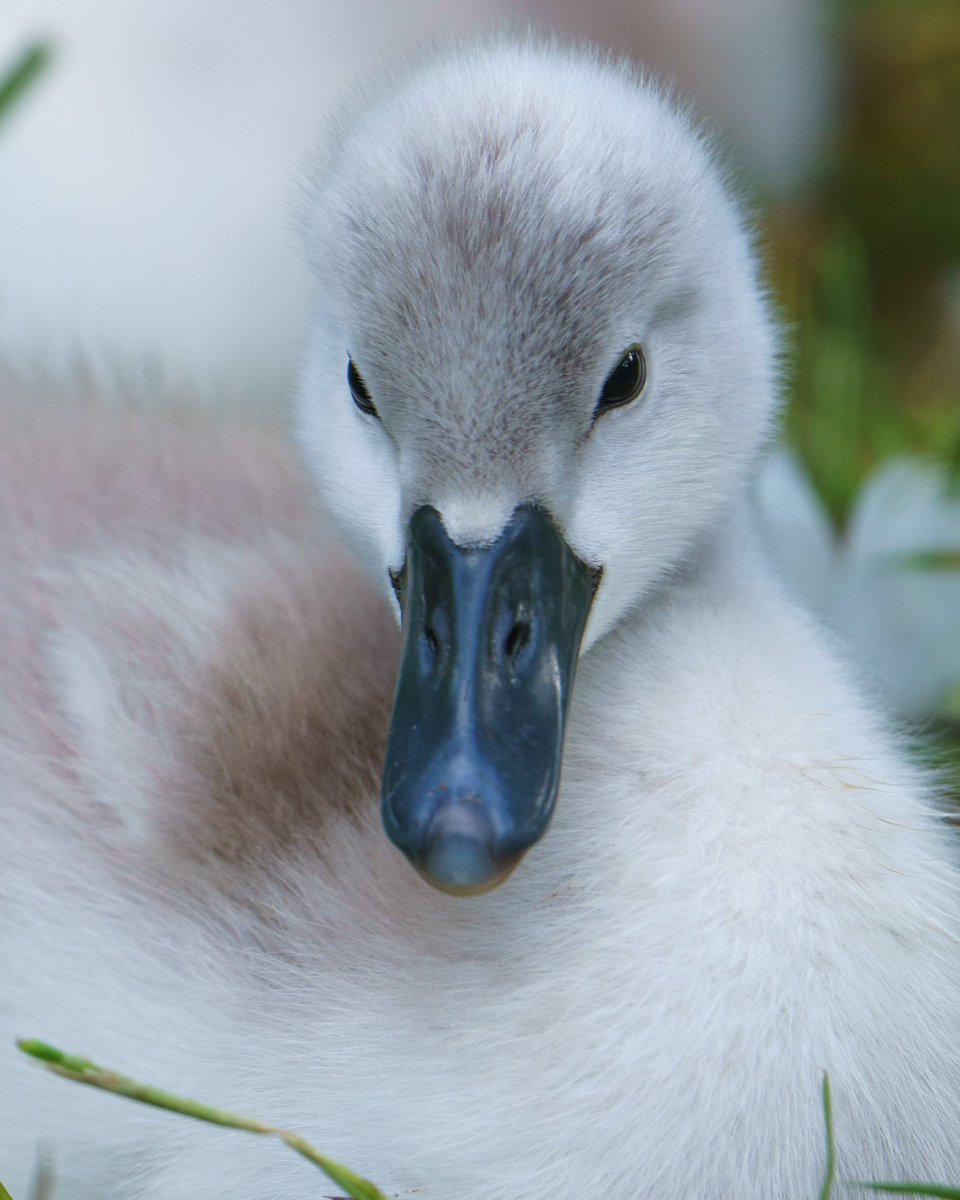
[
  {"x1": 283, "y1": 1134, "x2": 387, "y2": 1200},
  {"x1": 17, "y1": 1041, "x2": 271, "y2": 1133},
  {"x1": 858, "y1": 1187, "x2": 960, "y2": 1198},
  {"x1": 0, "y1": 1179, "x2": 14, "y2": 1200},
  {"x1": 820, "y1": 1072, "x2": 837, "y2": 1200},
  {"x1": 17, "y1": 1039, "x2": 389, "y2": 1200},
  {"x1": 0, "y1": 42, "x2": 53, "y2": 127}
]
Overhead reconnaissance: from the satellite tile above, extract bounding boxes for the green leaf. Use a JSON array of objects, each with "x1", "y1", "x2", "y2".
[{"x1": 0, "y1": 1178, "x2": 14, "y2": 1200}]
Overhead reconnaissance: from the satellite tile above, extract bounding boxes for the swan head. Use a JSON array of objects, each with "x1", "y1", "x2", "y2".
[{"x1": 298, "y1": 38, "x2": 778, "y2": 894}]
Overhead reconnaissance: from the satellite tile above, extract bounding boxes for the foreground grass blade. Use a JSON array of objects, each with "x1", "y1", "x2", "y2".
[
  {"x1": 19, "y1": 1038, "x2": 960, "y2": 1200},
  {"x1": 859, "y1": 1188, "x2": 960, "y2": 1198},
  {"x1": 0, "y1": 43, "x2": 53, "y2": 127},
  {"x1": 820, "y1": 1072, "x2": 837, "y2": 1200},
  {"x1": 818, "y1": 1073, "x2": 960, "y2": 1200},
  {"x1": 0, "y1": 1180, "x2": 13, "y2": 1200},
  {"x1": 17, "y1": 1040, "x2": 388, "y2": 1200}
]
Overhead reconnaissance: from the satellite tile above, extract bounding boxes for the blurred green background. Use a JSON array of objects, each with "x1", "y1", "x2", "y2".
[
  {"x1": 773, "y1": 0, "x2": 960, "y2": 517},
  {"x1": 764, "y1": 0, "x2": 960, "y2": 792}
]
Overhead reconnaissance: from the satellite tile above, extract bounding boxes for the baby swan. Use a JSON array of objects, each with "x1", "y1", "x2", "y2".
[{"x1": 3, "y1": 36, "x2": 960, "y2": 1200}]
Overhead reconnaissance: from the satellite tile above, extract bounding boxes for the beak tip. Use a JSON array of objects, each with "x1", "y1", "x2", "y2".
[
  {"x1": 418, "y1": 829, "x2": 522, "y2": 896},
  {"x1": 423, "y1": 831, "x2": 496, "y2": 889},
  {"x1": 383, "y1": 787, "x2": 529, "y2": 896}
]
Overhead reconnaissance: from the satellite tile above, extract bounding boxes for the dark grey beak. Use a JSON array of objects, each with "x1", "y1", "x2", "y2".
[{"x1": 381, "y1": 504, "x2": 597, "y2": 895}]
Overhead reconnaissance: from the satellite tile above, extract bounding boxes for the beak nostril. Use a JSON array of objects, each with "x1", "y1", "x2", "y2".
[
  {"x1": 504, "y1": 620, "x2": 531, "y2": 661},
  {"x1": 420, "y1": 624, "x2": 441, "y2": 673}
]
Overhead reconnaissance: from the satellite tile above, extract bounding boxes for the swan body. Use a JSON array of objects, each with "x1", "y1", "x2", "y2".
[{"x1": 3, "y1": 38, "x2": 960, "y2": 1200}]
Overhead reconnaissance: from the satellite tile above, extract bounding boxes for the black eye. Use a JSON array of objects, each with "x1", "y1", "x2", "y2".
[
  {"x1": 348, "y1": 356, "x2": 378, "y2": 417},
  {"x1": 595, "y1": 345, "x2": 646, "y2": 417}
]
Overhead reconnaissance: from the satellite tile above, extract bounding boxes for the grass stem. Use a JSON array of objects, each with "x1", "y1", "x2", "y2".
[
  {"x1": 820, "y1": 1072, "x2": 837, "y2": 1200},
  {"x1": 17, "y1": 1039, "x2": 388, "y2": 1200}
]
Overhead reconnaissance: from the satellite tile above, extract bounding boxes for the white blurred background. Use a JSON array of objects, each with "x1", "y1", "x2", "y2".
[{"x1": 0, "y1": 0, "x2": 830, "y2": 405}]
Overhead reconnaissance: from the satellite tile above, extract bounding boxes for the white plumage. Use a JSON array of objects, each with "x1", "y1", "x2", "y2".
[{"x1": 3, "y1": 37, "x2": 960, "y2": 1200}]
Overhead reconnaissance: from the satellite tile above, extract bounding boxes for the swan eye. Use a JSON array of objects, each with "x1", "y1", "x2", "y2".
[
  {"x1": 595, "y1": 346, "x2": 646, "y2": 416},
  {"x1": 348, "y1": 357, "x2": 378, "y2": 417}
]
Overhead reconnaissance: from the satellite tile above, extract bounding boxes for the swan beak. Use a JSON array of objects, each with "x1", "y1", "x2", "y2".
[{"x1": 381, "y1": 504, "x2": 596, "y2": 896}]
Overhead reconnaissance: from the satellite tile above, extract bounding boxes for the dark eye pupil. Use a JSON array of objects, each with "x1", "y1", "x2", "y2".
[
  {"x1": 348, "y1": 357, "x2": 378, "y2": 416},
  {"x1": 597, "y1": 347, "x2": 646, "y2": 413}
]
